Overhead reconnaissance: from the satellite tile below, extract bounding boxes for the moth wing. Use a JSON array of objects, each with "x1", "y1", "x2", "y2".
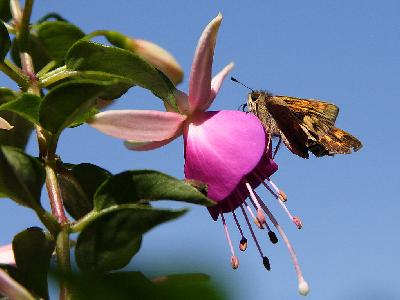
[
  {"x1": 277, "y1": 96, "x2": 339, "y2": 136},
  {"x1": 266, "y1": 97, "x2": 310, "y2": 158},
  {"x1": 316, "y1": 127, "x2": 363, "y2": 156}
]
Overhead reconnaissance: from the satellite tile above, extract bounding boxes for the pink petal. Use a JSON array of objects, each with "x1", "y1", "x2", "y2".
[
  {"x1": 88, "y1": 110, "x2": 186, "y2": 142},
  {"x1": 188, "y1": 13, "x2": 222, "y2": 113},
  {"x1": 200, "y1": 62, "x2": 234, "y2": 111},
  {"x1": 0, "y1": 244, "x2": 15, "y2": 265},
  {"x1": 184, "y1": 110, "x2": 266, "y2": 202},
  {"x1": 207, "y1": 146, "x2": 278, "y2": 220},
  {"x1": 0, "y1": 117, "x2": 13, "y2": 130},
  {"x1": 173, "y1": 89, "x2": 190, "y2": 114}
]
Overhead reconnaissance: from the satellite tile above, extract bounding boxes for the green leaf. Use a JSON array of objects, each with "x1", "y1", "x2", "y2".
[
  {"x1": 65, "y1": 271, "x2": 225, "y2": 300},
  {"x1": 0, "y1": 20, "x2": 10, "y2": 60},
  {"x1": 74, "y1": 71, "x2": 134, "y2": 100},
  {"x1": 12, "y1": 227, "x2": 55, "y2": 300},
  {"x1": 0, "y1": 93, "x2": 41, "y2": 125},
  {"x1": 0, "y1": 0, "x2": 12, "y2": 22},
  {"x1": 11, "y1": 36, "x2": 52, "y2": 71},
  {"x1": 75, "y1": 205, "x2": 186, "y2": 272},
  {"x1": 0, "y1": 89, "x2": 33, "y2": 149},
  {"x1": 65, "y1": 40, "x2": 177, "y2": 109},
  {"x1": 0, "y1": 146, "x2": 45, "y2": 207},
  {"x1": 59, "y1": 163, "x2": 111, "y2": 219},
  {"x1": 94, "y1": 170, "x2": 214, "y2": 210},
  {"x1": 39, "y1": 79, "x2": 119, "y2": 134},
  {"x1": 36, "y1": 21, "x2": 85, "y2": 62}
]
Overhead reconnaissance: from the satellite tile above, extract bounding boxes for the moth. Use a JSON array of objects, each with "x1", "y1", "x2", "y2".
[{"x1": 232, "y1": 77, "x2": 362, "y2": 159}]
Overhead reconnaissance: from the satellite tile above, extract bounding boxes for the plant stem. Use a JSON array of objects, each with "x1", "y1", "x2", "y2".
[
  {"x1": 11, "y1": 1, "x2": 72, "y2": 299},
  {"x1": 56, "y1": 226, "x2": 71, "y2": 300},
  {"x1": 45, "y1": 161, "x2": 68, "y2": 224}
]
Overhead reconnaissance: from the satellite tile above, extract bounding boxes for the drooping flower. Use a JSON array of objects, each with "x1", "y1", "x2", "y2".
[
  {"x1": 0, "y1": 117, "x2": 13, "y2": 130},
  {"x1": 89, "y1": 14, "x2": 309, "y2": 296}
]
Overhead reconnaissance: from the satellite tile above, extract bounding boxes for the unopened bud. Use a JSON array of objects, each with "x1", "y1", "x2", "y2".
[
  {"x1": 262, "y1": 256, "x2": 271, "y2": 271},
  {"x1": 230, "y1": 255, "x2": 239, "y2": 269},
  {"x1": 239, "y1": 237, "x2": 247, "y2": 251},
  {"x1": 104, "y1": 31, "x2": 183, "y2": 85},
  {"x1": 268, "y1": 231, "x2": 278, "y2": 244},
  {"x1": 293, "y1": 216, "x2": 303, "y2": 229}
]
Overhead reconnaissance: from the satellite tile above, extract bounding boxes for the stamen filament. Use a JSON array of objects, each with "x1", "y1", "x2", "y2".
[
  {"x1": 239, "y1": 203, "x2": 270, "y2": 270},
  {"x1": 220, "y1": 210, "x2": 239, "y2": 269},
  {"x1": 244, "y1": 200, "x2": 263, "y2": 229},
  {"x1": 256, "y1": 196, "x2": 309, "y2": 295},
  {"x1": 229, "y1": 201, "x2": 248, "y2": 252}
]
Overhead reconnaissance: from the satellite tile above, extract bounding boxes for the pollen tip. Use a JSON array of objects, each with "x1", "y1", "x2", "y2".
[
  {"x1": 231, "y1": 255, "x2": 239, "y2": 270},
  {"x1": 293, "y1": 216, "x2": 303, "y2": 229},
  {"x1": 278, "y1": 190, "x2": 288, "y2": 202},
  {"x1": 254, "y1": 218, "x2": 264, "y2": 229},
  {"x1": 298, "y1": 278, "x2": 310, "y2": 296},
  {"x1": 239, "y1": 237, "x2": 248, "y2": 251},
  {"x1": 268, "y1": 231, "x2": 278, "y2": 244},
  {"x1": 262, "y1": 256, "x2": 271, "y2": 271},
  {"x1": 257, "y1": 208, "x2": 266, "y2": 224}
]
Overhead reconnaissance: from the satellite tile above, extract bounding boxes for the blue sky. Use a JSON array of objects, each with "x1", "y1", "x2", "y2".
[{"x1": 1, "y1": 1, "x2": 399, "y2": 299}]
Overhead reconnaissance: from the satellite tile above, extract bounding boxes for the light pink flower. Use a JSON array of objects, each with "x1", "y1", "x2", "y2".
[
  {"x1": 0, "y1": 244, "x2": 15, "y2": 265},
  {"x1": 89, "y1": 14, "x2": 309, "y2": 296},
  {"x1": 0, "y1": 117, "x2": 13, "y2": 130}
]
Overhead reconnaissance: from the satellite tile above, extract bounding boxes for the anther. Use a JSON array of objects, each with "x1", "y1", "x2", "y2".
[
  {"x1": 230, "y1": 200, "x2": 248, "y2": 251},
  {"x1": 239, "y1": 238, "x2": 248, "y2": 251},
  {"x1": 278, "y1": 189, "x2": 288, "y2": 202},
  {"x1": 268, "y1": 231, "x2": 278, "y2": 244},
  {"x1": 244, "y1": 201, "x2": 263, "y2": 229},
  {"x1": 293, "y1": 216, "x2": 303, "y2": 230},
  {"x1": 262, "y1": 256, "x2": 271, "y2": 270},
  {"x1": 231, "y1": 255, "x2": 239, "y2": 270}
]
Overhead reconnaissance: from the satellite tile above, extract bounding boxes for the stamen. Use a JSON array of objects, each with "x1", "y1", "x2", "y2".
[
  {"x1": 220, "y1": 211, "x2": 239, "y2": 270},
  {"x1": 239, "y1": 203, "x2": 270, "y2": 271},
  {"x1": 257, "y1": 197, "x2": 309, "y2": 295},
  {"x1": 230, "y1": 204, "x2": 247, "y2": 251},
  {"x1": 267, "y1": 177, "x2": 287, "y2": 202},
  {"x1": 258, "y1": 176, "x2": 303, "y2": 230},
  {"x1": 245, "y1": 181, "x2": 278, "y2": 244},
  {"x1": 244, "y1": 200, "x2": 263, "y2": 229}
]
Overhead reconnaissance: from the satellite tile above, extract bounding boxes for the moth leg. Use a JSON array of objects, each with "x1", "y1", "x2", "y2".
[
  {"x1": 266, "y1": 134, "x2": 272, "y2": 153},
  {"x1": 272, "y1": 137, "x2": 282, "y2": 159}
]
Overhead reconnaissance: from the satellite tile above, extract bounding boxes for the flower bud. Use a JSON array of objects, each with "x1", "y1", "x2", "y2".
[{"x1": 104, "y1": 31, "x2": 183, "y2": 85}]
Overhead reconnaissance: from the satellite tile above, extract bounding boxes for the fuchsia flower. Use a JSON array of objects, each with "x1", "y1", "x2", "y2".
[{"x1": 89, "y1": 14, "x2": 309, "y2": 296}]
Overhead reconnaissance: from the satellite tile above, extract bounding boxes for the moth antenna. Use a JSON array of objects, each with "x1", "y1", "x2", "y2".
[{"x1": 231, "y1": 77, "x2": 254, "y2": 92}]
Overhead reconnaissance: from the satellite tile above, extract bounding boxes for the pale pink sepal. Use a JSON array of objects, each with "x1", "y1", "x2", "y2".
[
  {"x1": 124, "y1": 134, "x2": 180, "y2": 151},
  {"x1": 184, "y1": 110, "x2": 266, "y2": 201},
  {"x1": 88, "y1": 110, "x2": 186, "y2": 142},
  {"x1": 201, "y1": 62, "x2": 234, "y2": 111},
  {"x1": 0, "y1": 244, "x2": 15, "y2": 265},
  {"x1": 0, "y1": 117, "x2": 13, "y2": 130},
  {"x1": 188, "y1": 13, "x2": 222, "y2": 113}
]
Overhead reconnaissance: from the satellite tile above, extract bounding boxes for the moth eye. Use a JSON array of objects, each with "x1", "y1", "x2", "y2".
[{"x1": 250, "y1": 93, "x2": 259, "y2": 101}]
